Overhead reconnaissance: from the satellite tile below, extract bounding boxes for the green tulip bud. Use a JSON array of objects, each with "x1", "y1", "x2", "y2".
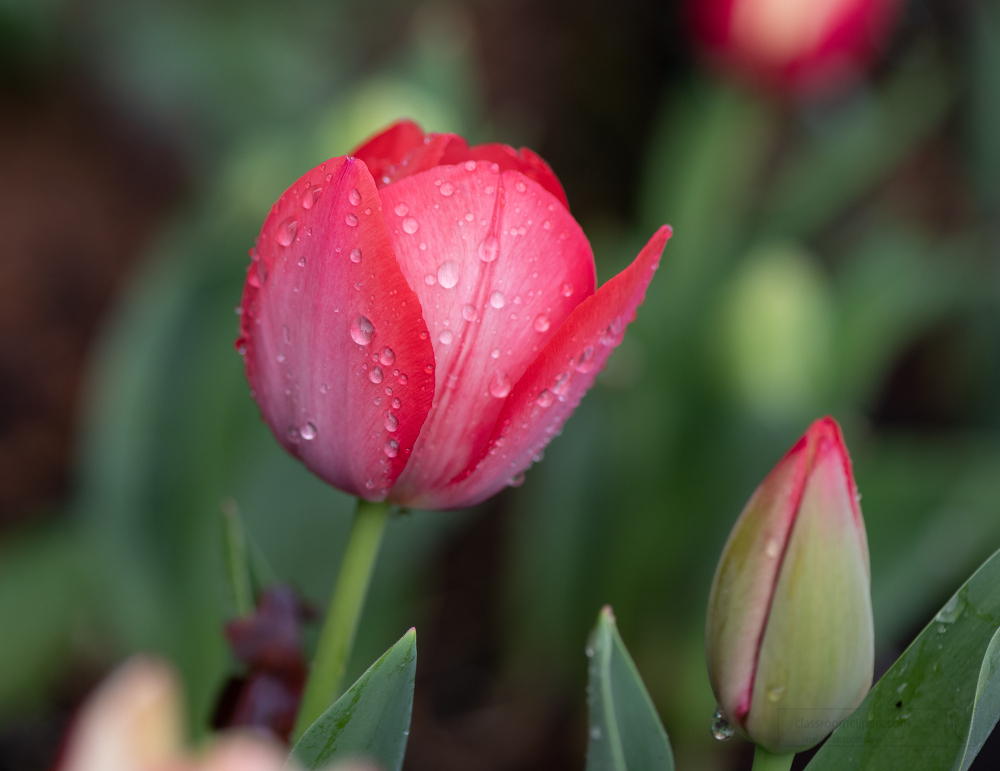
[{"x1": 706, "y1": 416, "x2": 874, "y2": 754}]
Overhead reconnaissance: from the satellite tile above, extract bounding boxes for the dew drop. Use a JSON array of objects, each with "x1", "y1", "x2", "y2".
[
  {"x1": 276, "y1": 217, "x2": 298, "y2": 246},
  {"x1": 561, "y1": 282, "x2": 573, "y2": 297},
  {"x1": 437, "y1": 261, "x2": 460, "y2": 289},
  {"x1": 300, "y1": 422, "x2": 317, "y2": 441},
  {"x1": 369, "y1": 366, "x2": 384, "y2": 384},
  {"x1": 462, "y1": 304, "x2": 478, "y2": 322},
  {"x1": 392, "y1": 397, "x2": 401, "y2": 408},
  {"x1": 489, "y1": 290, "x2": 506, "y2": 308},
  {"x1": 320, "y1": 383, "x2": 329, "y2": 394},
  {"x1": 542, "y1": 220, "x2": 551, "y2": 230},
  {"x1": 394, "y1": 203, "x2": 409, "y2": 216},
  {"x1": 345, "y1": 213, "x2": 359, "y2": 227},
  {"x1": 537, "y1": 389, "x2": 554, "y2": 407},
  {"x1": 489, "y1": 371, "x2": 512, "y2": 398},
  {"x1": 348, "y1": 187, "x2": 362, "y2": 206},
  {"x1": 384, "y1": 413, "x2": 399, "y2": 432},
  {"x1": 515, "y1": 180, "x2": 527, "y2": 193},
  {"x1": 424, "y1": 274, "x2": 437, "y2": 286},
  {"x1": 711, "y1": 709, "x2": 734, "y2": 741},
  {"x1": 479, "y1": 235, "x2": 500, "y2": 263},
  {"x1": 402, "y1": 217, "x2": 419, "y2": 234},
  {"x1": 380, "y1": 347, "x2": 396, "y2": 365},
  {"x1": 766, "y1": 685, "x2": 785, "y2": 703},
  {"x1": 765, "y1": 539, "x2": 781, "y2": 559},
  {"x1": 464, "y1": 160, "x2": 477, "y2": 171},
  {"x1": 440, "y1": 181, "x2": 455, "y2": 196},
  {"x1": 553, "y1": 372, "x2": 571, "y2": 396},
  {"x1": 302, "y1": 186, "x2": 323, "y2": 209},
  {"x1": 572, "y1": 346, "x2": 595, "y2": 373},
  {"x1": 350, "y1": 248, "x2": 362, "y2": 263},
  {"x1": 439, "y1": 329, "x2": 454, "y2": 345},
  {"x1": 533, "y1": 314, "x2": 551, "y2": 332},
  {"x1": 464, "y1": 212, "x2": 474, "y2": 222},
  {"x1": 491, "y1": 348, "x2": 500, "y2": 359},
  {"x1": 384, "y1": 439, "x2": 400, "y2": 458},
  {"x1": 350, "y1": 315, "x2": 375, "y2": 345},
  {"x1": 282, "y1": 325, "x2": 291, "y2": 343}
]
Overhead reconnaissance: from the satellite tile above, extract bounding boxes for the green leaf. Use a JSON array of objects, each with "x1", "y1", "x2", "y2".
[
  {"x1": 805, "y1": 547, "x2": 1000, "y2": 770},
  {"x1": 585, "y1": 606, "x2": 674, "y2": 771},
  {"x1": 291, "y1": 628, "x2": 416, "y2": 771}
]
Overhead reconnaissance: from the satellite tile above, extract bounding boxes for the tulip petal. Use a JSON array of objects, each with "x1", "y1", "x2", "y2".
[
  {"x1": 240, "y1": 156, "x2": 435, "y2": 499},
  {"x1": 350, "y1": 120, "x2": 427, "y2": 182},
  {"x1": 353, "y1": 123, "x2": 570, "y2": 210},
  {"x1": 746, "y1": 423, "x2": 873, "y2": 752},
  {"x1": 377, "y1": 164, "x2": 599, "y2": 506},
  {"x1": 431, "y1": 225, "x2": 671, "y2": 509}
]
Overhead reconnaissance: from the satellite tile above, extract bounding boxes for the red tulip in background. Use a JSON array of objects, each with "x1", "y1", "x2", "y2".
[
  {"x1": 238, "y1": 121, "x2": 671, "y2": 510},
  {"x1": 688, "y1": 0, "x2": 901, "y2": 94}
]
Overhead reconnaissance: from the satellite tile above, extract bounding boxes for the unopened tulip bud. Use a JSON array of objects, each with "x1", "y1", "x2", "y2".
[{"x1": 705, "y1": 417, "x2": 874, "y2": 754}]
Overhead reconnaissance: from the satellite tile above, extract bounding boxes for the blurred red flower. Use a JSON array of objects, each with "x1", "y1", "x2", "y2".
[
  {"x1": 688, "y1": 0, "x2": 902, "y2": 95},
  {"x1": 238, "y1": 121, "x2": 670, "y2": 510}
]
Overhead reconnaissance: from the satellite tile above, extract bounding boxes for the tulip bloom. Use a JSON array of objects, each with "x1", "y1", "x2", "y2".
[
  {"x1": 238, "y1": 121, "x2": 670, "y2": 509},
  {"x1": 688, "y1": 0, "x2": 901, "y2": 95},
  {"x1": 57, "y1": 657, "x2": 351, "y2": 771},
  {"x1": 705, "y1": 417, "x2": 874, "y2": 753}
]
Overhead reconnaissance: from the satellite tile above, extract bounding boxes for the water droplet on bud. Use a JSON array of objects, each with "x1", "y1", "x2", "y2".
[
  {"x1": 348, "y1": 188, "x2": 362, "y2": 206},
  {"x1": 350, "y1": 315, "x2": 375, "y2": 345},
  {"x1": 489, "y1": 371, "x2": 512, "y2": 398},
  {"x1": 369, "y1": 366, "x2": 384, "y2": 384},
  {"x1": 276, "y1": 217, "x2": 298, "y2": 246},
  {"x1": 479, "y1": 235, "x2": 500, "y2": 263},
  {"x1": 710, "y1": 709, "x2": 734, "y2": 741},
  {"x1": 300, "y1": 422, "x2": 317, "y2": 441}
]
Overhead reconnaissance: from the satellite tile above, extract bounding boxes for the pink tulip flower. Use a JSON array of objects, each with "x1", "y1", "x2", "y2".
[
  {"x1": 238, "y1": 121, "x2": 670, "y2": 509},
  {"x1": 688, "y1": 0, "x2": 901, "y2": 95}
]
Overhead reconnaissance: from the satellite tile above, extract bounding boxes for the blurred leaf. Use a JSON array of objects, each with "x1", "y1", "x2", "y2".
[
  {"x1": 220, "y1": 499, "x2": 253, "y2": 617},
  {"x1": 585, "y1": 606, "x2": 674, "y2": 771},
  {"x1": 0, "y1": 525, "x2": 90, "y2": 715},
  {"x1": 805, "y1": 547, "x2": 1000, "y2": 770},
  {"x1": 761, "y1": 48, "x2": 952, "y2": 241},
  {"x1": 291, "y1": 627, "x2": 416, "y2": 771}
]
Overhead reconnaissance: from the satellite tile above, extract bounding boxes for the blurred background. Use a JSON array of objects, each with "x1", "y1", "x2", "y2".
[{"x1": 2, "y1": 0, "x2": 1000, "y2": 769}]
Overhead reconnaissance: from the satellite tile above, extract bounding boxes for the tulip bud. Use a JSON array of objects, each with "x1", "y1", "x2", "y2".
[
  {"x1": 705, "y1": 417, "x2": 873, "y2": 753},
  {"x1": 688, "y1": 0, "x2": 901, "y2": 95}
]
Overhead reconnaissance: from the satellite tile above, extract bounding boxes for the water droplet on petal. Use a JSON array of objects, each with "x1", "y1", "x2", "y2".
[
  {"x1": 537, "y1": 389, "x2": 554, "y2": 407},
  {"x1": 345, "y1": 213, "x2": 359, "y2": 227},
  {"x1": 301, "y1": 422, "x2": 317, "y2": 441},
  {"x1": 542, "y1": 220, "x2": 551, "y2": 230},
  {"x1": 765, "y1": 539, "x2": 781, "y2": 559},
  {"x1": 384, "y1": 413, "x2": 399, "y2": 432},
  {"x1": 302, "y1": 186, "x2": 323, "y2": 209},
  {"x1": 489, "y1": 290, "x2": 506, "y2": 308},
  {"x1": 424, "y1": 273, "x2": 437, "y2": 286},
  {"x1": 462, "y1": 304, "x2": 478, "y2": 321},
  {"x1": 402, "y1": 217, "x2": 419, "y2": 234},
  {"x1": 384, "y1": 439, "x2": 399, "y2": 458},
  {"x1": 437, "y1": 261, "x2": 459, "y2": 289},
  {"x1": 439, "y1": 329, "x2": 454, "y2": 344},
  {"x1": 491, "y1": 348, "x2": 500, "y2": 358},
  {"x1": 282, "y1": 325, "x2": 291, "y2": 343},
  {"x1": 479, "y1": 235, "x2": 500, "y2": 263},
  {"x1": 767, "y1": 685, "x2": 786, "y2": 703},
  {"x1": 489, "y1": 371, "x2": 512, "y2": 398},
  {"x1": 553, "y1": 372, "x2": 571, "y2": 396},
  {"x1": 350, "y1": 315, "x2": 375, "y2": 345},
  {"x1": 440, "y1": 181, "x2": 455, "y2": 196},
  {"x1": 464, "y1": 160, "x2": 477, "y2": 171},
  {"x1": 515, "y1": 180, "x2": 527, "y2": 193},
  {"x1": 350, "y1": 248, "x2": 362, "y2": 263},
  {"x1": 380, "y1": 347, "x2": 395, "y2": 365},
  {"x1": 572, "y1": 350, "x2": 596, "y2": 377},
  {"x1": 394, "y1": 203, "x2": 409, "y2": 216},
  {"x1": 348, "y1": 188, "x2": 362, "y2": 206},
  {"x1": 509, "y1": 472, "x2": 526, "y2": 487},
  {"x1": 711, "y1": 709, "x2": 734, "y2": 741},
  {"x1": 533, "y1": 314, "x2": 551, "y2": 332},
  {"x1": 276, "y1": 217, "x2": 298, "y2": 246},
  {"x1": 369, "y1": 366, "x2": 384, "y2": 384},
  {"x1": 561, "y1": 282, "x2": 573, "y2": 297},
  {"x1": 392, "y1": 397, "x2": 401, "y2": 408}
]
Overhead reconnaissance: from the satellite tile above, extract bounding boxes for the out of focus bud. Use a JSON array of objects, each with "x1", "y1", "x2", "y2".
[
  {"x1": 59, "y1": 656, "x2": 360, "y2": 771},
  {"x1": 688, "y1": 0, "x2": 901, "y2": 95},
  {"x1": 705, "y1": 417, "x2": 874, "y2": 753}
]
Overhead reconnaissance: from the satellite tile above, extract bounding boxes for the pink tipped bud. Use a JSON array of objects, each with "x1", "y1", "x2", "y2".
[{"x1": 706, "y1": 416, "x2": 874, "y2": 753}]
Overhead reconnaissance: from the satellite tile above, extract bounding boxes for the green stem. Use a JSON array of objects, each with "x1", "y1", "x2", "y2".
[
  {"x1": 292, "y1": 498, "x2": 391, "y2": 740},
  {"x1": 751, "y1": 745, "x2": 795, "y2": 771}
]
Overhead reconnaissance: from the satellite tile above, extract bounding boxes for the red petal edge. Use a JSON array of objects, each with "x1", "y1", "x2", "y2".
[
  {"x1": 352, "y1": 122, "x2": 570, "y2": 211},
  {"x1": 427, "y1": 225, "x2": 672, "y2": 509},
  {"x1": 239, "y1": 156, "x2": 435, "y2": 499}
]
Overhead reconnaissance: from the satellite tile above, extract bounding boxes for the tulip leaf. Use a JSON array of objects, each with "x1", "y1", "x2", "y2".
[
  {"x1": 805, "y1": 547, "x2": 1000, "y2": 771},
  {"x1": 585, "y1": 605, "x2": 674, "y2": 771},
  {"x1": 291, "y1": 628, "x2": 416, "y2": 771}
]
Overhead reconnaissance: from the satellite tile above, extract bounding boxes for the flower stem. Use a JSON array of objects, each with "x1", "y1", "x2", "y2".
[
  {"x1": 751, "y1": 745, "x2": 795, "y2": 771},
  {"x1": 292, "y1": 498, "x2": 391, "y2": 740}
]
